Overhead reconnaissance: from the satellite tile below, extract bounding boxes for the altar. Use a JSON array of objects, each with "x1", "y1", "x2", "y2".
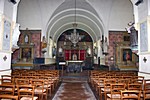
[
  {"x1": 66, "y1": 60, "x2": 83, "y2": 73},
  {"x1": 66, "y1": 60, "x2": 83, "y2": 65}
]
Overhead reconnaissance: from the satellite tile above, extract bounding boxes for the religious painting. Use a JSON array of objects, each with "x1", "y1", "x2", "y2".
[
  {"x1": 122, "y1": 49, "x2": 132, "y2": 61},
  {"x1": 21, "y1": 48, "x2": 32, "y2": 62}
]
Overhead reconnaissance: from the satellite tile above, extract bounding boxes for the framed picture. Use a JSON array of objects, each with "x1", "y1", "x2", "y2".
[
  {"x1": 123, "y1": 35, "x2": 130, "y2": 41},
  {"x1": 21, "y1": 48, "x2": 32, "y2": 59},
  {"x1": 122, "y1": 49, "x2": 132, "y2": 61}
]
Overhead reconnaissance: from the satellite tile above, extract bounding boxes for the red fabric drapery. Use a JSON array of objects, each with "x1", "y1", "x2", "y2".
[
  {"x1": 80, "y1": 50, "x2": 85, "y2": 60},
  {"x1": 64, "y1": 50, "x2": 86, "y2": 60},
  {"x1": 65, "y1": 50, "x2": 70, "y2": 60}
]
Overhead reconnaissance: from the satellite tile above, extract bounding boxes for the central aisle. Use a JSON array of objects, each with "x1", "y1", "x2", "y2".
[{"x1": 52, "y1": 82, "x2": 96, "y2": 100}]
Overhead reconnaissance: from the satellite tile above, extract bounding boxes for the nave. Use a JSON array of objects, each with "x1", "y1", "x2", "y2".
[{"x1": 51, "y1": 69, "x2": 97, "y2": 100}]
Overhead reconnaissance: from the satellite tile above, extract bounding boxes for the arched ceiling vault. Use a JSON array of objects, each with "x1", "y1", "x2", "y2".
[{"x1": 46, "y1": 0, "x2": 105, "y2": 43}]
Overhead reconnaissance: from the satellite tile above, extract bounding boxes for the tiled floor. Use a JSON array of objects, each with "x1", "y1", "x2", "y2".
[
  {"x1": 52, "y1": 82, "x2": 96, "y2": 100},
  {"x1": 48, "y1": 70, "x2": 98, "y2": 100}
]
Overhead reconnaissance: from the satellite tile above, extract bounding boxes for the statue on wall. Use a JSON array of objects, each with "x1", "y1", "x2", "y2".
[
  {"x1": 87, "y1": 46, "x2": 91, "y2": 56},
  {"x1": 41, "y1": 36, "x2": 47, "y2": 49},
  {"x1": 41, "y1": 36, "x2": 47, "y2": 54},
  {"x1": 130, "y1": 26, "x2": 138, "y2": 48},
  {"x1": 24, "y1": 34, "x2": 29, "y2": 43},
  {"x1": 52, "y1": 46, "x2": 56, "y2": 58},
  {"x1": 126, "y1": 22, "x2": 138, "y2": 51},
  {"x1": 12, "y1": 23, "x2": 20, "y2": 51},
  {"x1": 58, "y1": 46, "x2": 63, "y2": 56},
  {"x1": 101, "y1": 36, "x2": 108, "y2": 55},
  {"x1": 103, "y1": 37, "x2": 108, "y2": 54},
  {"x1": 72, "y1": 53, "x2": 77, "y2": 60}
]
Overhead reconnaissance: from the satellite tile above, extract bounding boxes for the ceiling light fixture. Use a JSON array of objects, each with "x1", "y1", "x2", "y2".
[{"x1": 65, "y1": 0, "x2": 82, "y2": 47}]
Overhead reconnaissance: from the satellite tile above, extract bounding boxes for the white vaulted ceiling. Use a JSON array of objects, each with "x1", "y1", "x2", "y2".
[
  {"x1": 46, "y1": 0, "x2": 105, "y2": 42},
  {"x1": 18, "y1": 0, "x2": 133, "y2": 42}
]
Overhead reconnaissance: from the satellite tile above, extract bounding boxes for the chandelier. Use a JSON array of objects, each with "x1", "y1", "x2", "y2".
[{"x1": 65, "y1": 0, "x2": 82, "y2": 47}]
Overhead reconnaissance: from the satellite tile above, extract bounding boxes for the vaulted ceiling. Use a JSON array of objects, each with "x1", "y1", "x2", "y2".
[{"x1": 46, "y1": 0, "x2": 105, "y2": 43}]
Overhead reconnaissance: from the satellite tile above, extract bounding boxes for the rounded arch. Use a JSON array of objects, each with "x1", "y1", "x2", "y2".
[{"x1": 45, "y1": 0, "x2": 106, "y2": 43}]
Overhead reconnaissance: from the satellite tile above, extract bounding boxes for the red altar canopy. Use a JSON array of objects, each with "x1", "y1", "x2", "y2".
[{"x1": 65, "y1": 50, "x2": 86, "y2": 60}]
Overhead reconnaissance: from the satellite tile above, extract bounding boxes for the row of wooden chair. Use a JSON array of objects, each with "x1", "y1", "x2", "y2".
[
  {"x1": 0, "y1": 69, "x2": 60, "y2": 100},
  {"x1": 90, "y1": 70, "x2": 150, "y2": 100},
  {"x1": 0, "y1": 84, "x2": 37, "y2": 100}
]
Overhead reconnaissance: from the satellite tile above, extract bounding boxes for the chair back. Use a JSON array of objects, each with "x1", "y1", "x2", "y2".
[{"x1": 17, "y1": 85, "x2": 37, "y2": 100}]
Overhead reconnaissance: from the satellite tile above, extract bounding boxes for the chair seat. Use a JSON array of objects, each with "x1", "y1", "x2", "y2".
[
  {"x1": 144, "y1": 94, "x2": 150, "y2": 98},
  {"x1": 107, "y1": 94, "x2": 121, "y2": 98},
  {"x1": 101, "y1": 88, "x2": 110, "y2": 92},
  {"x1": 34, "y1": 89, "x2": 46, "y2": 93},
  {"x1": 0, "y1": 95, "x2": 18, "y2": 100},
  {"x1": 20, "y1": 96, "x2": 38, "y2": 100}
]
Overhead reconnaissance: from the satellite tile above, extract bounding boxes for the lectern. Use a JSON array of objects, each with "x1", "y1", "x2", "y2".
[{"x1": 59, "y1": 62, "x2": 66, "y2": 76}]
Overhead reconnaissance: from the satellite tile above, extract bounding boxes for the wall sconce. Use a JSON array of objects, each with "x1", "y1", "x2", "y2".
[{"x1": 110, "y1": 56, "x2": 114, "y2": 61}]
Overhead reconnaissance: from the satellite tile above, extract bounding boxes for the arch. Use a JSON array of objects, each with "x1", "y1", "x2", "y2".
[{"x1": 45, "y1": 0, "x2": 106, "y2": 43}]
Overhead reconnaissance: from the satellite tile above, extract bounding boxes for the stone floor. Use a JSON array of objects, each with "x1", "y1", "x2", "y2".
[
  {"x1": 52, "y1": 82, "x2": 96, "y2": 100},
  {"x1": 48, "y1": 70, "x2": 98, "y2": 100}
]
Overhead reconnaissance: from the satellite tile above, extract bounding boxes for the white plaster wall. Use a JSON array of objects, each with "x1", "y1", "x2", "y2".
[
  {"x1": 148, "y1": 0, "x2": 150, "y2": 15},
  {"x1": 17, "y1": 0, "x2": 63, "y2": 30},
  {"x1": 0, "y1": 0, "x2": 19, "y2": 73},
  {"x1": 138, "y1": 0, "x2": 148, "y2": 21},
  {"x1": 0, "y1": 52, "x2": 12, "y2": 70},
  {"x1": 4, "y1": 0, "x2": 14, "y2": 20},
  {"x1": 139, "y1": 54, "x2": 150, "y2": 74},
  {"x1": 108, "y1": 0, "x2": 134, "y2": 31},
  {"x1": 138, "y1": 72, "x2": 150, "y2": 79},
  {"x1": 17, "y1": 0, "x2": 133, "y2": 31},
  {"x1": 89, "y1": 0, "x2": 133, "y2": 31},
  {"x1": 0, "y1": 70, "x2": 11, "y2": 79},
  {"x1": 0, "y1": 0, "x2": 4, "y2": 14},
  {"x1": 138, "y1": 1, "x2": 150, "y2": 76},
  {"x1": 45, "y1": 58, "x2": 56, "y2": 64}
]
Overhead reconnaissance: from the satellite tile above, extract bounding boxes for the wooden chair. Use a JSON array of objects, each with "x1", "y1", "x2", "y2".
[
  {"x1": 117, "y1": 78, "x2": 130, "y2": 88},
  {"x1": 127, "y1": 83, "x2": 142, "y2": 91},
  {"x1": 15, "y1": 78, "x2": 30, "y2": 85},
  {"x1": 96, "y1": 78, "x2": 105, "y2": 95},
  {"x1": 0, "y1": 84, "x2": 15, "y2": 95},
  {"x1": 121, "y1": 90, "x2": 141, "y2": 100},
  {"x1": 0, "y1": 95, "x2": 18, "y2": 100},
  {"x1": 1, "y1": 78, "x2": 14, "y2": 85},
  {"x1": 143, "y1": 79, "x2": 150, "y2": 100},
  {"x1": 106, "y1": 83, "x2": 125, "y2": 100},
  {"x1": 101, "y1": 79, "x2": 116, "y2": 100},
  {"x1": 130, "y1": 79, "x2": 144, "y2": 85},
  {"x1": 31, "y1": 79, "x2": 47, "y2": 100},
  {"x1": 42, "y1": 78, "x2": 52, "y2": 97},
  {"x1": 17, "y1": 85, "x2": 38, "y2": 100},
  {"x1": 132, "y1": 76, "x2": 144, "y2": 80}
]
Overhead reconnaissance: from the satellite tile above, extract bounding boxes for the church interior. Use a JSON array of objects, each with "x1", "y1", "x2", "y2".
[{"x1": 0, "y1": 0, "x2": 150, "y2": 100}]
